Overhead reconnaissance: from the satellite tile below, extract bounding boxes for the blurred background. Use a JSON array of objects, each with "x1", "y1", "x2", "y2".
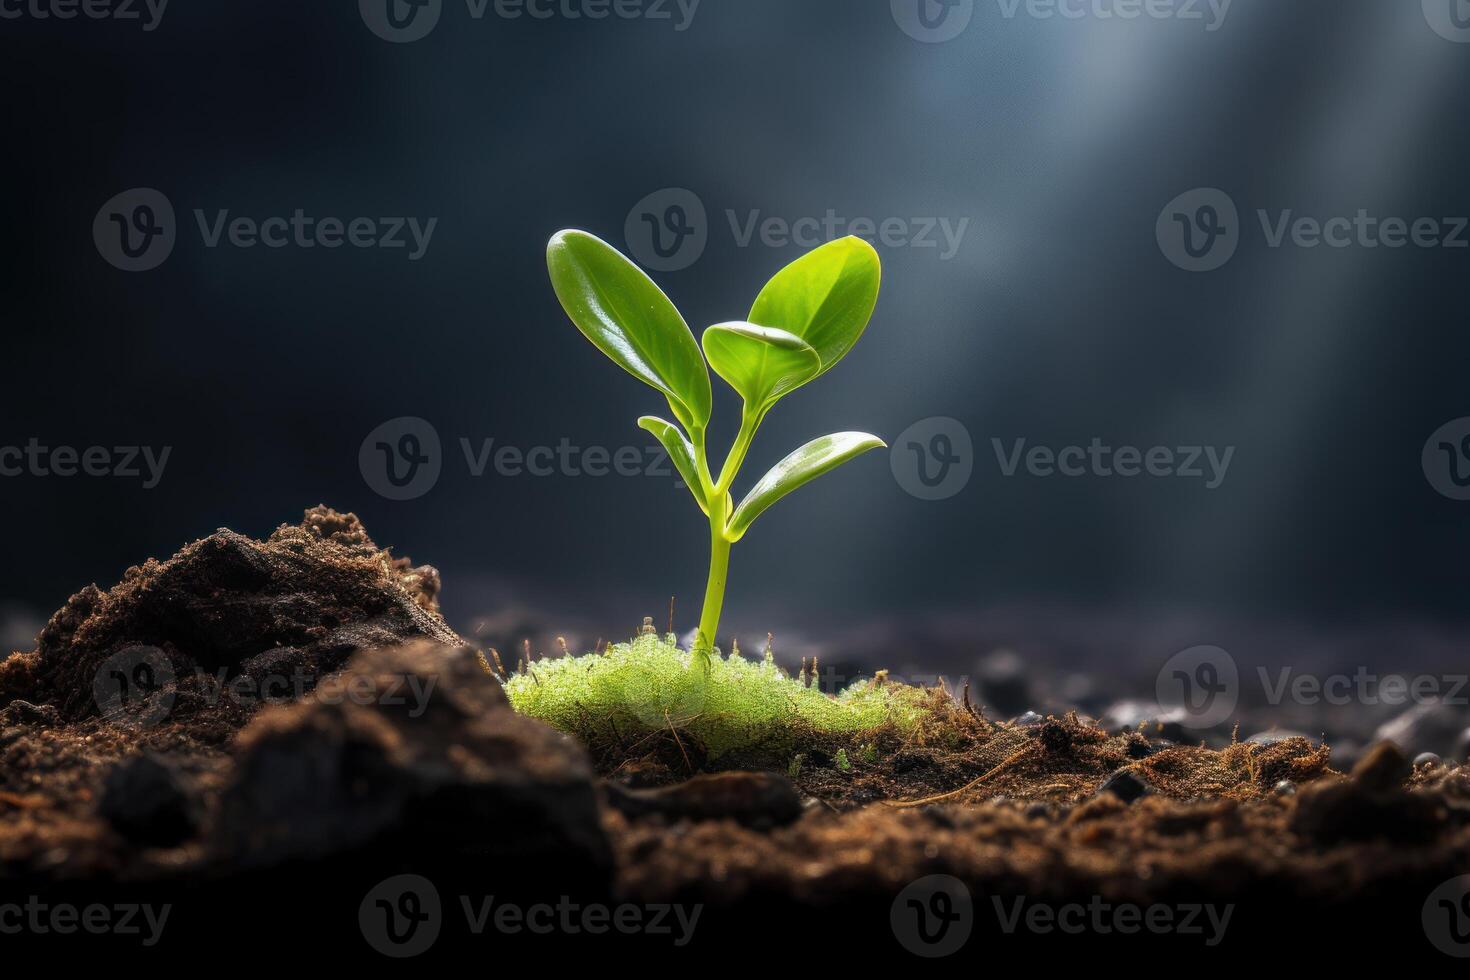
[{"x1": 2, "y1": 0, "x2": 1468, "y2": 755}]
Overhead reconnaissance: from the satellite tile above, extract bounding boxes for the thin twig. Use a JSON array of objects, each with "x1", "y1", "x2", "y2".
[{"x1": 883, "y1": 746, "x2": 1037, "y2": 808}]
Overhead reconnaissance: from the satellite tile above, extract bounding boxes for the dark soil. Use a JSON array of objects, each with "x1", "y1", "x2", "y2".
[{"x1": 2, "y1": 508, "x2": 1467, "y2": 962}]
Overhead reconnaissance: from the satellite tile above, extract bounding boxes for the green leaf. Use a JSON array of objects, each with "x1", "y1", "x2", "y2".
[
  {"x1": 726, "y1": 432, "x2": 887, "y2": 541},
  {"x1": 547, "y1": 230, "x2": 712, "y2": 432},
  {"x1": 748, "y1": 236, "x2": 880, "y2": 380},
  {"x1": 637, "y1": 416, "x2": 708, "y2": 515},
  {"x1": 701, "y1": 322, "x2": 821, "y2": 414}
]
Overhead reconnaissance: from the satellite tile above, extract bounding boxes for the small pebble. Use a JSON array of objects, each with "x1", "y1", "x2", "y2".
[
  {"x1": 1413, "y1": 752, "x2": 1444, "y2": 769},
  {"x1": 1100, "y1": 769, "x2": 1150, "y2": 804},
  {"x1": 1015, "y1": 711, "x2": 1044, "y2": 727},
  {"x1": 1273, "y1": 780, "x2": 1296, "y2": 797}
]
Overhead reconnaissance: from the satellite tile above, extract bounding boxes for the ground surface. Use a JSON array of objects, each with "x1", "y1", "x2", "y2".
[{"x1": 1, "y1": 508, "x2": 1466, "y2": 962}]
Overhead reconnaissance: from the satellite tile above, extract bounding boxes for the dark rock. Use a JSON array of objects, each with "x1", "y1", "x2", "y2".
[
  {"x1": 602, "y1": 771, "x2": 803, "y2": 830},
  {"x1": 1124, "y1": 733, "x2": 1154, "y2": 759},
  {"x1": 1100, "y1": 769, "x2": 1150, "y2": 804},
  {"x1": 212, "y1": 641, "x2": 610, "y2": 880},
  {"x1": 1, "y1": 699, "x2": 58, "y2": 726},
  {"x1": 0, "y1": 507, "x2": 461, "y2": 723},
  {"x1": 976, "y1": 650, "x2": 1031, "y2": 717},
  {"x1": 1374, "y1": 701, "x2": 1470, "y2": 760},
  {"x1": 98, "y1": 752, "x2": 202, "y2": 847}
]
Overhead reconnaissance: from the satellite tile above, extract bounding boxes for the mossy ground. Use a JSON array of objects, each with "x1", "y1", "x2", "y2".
[{"x1": 504, "y1": 632, "x2": 946, "y2": 762}]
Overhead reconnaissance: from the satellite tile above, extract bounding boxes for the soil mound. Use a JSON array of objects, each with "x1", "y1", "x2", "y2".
[{"x1": 0, "y1": 506, "x2": 459, "y2": 725}]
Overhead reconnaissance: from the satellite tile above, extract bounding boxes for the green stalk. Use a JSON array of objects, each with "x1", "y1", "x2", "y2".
[
  {"x1": 692, "y1": 408, "x2": 761, "y2": 670},
  {"x1": 694, "y1": 496, "x2": 731, "y2": 672}
]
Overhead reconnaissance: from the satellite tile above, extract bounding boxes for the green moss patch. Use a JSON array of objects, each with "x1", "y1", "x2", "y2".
[{"x1": 504, "y1": 633, "x2": 934, "y2": 758}]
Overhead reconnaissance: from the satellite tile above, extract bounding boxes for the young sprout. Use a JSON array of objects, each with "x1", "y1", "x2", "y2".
[{"x1": 547, "y1": 230, "x2": 886, "y2": 669}]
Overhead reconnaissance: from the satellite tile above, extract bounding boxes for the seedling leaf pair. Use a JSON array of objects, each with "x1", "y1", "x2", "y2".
[{"x1": 547, "y1": 228, "x2": 886, "y2": 656}]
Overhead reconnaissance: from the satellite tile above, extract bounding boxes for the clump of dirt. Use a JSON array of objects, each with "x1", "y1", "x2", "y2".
[{"x1": 0, "y1": 505, "x2": 459, "y2": 729}]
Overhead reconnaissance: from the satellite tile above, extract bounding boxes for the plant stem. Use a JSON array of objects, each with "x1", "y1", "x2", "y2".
[{"x1": 694, "y1": 496, "x2": 731, "y2": 671}]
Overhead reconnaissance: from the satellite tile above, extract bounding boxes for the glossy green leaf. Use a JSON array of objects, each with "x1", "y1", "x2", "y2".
[
  {"x1": 547, "y1": 230, "x2": 712, "y2": 432},
  {"x1": 701, "y1": 322, "x2": 821, "y2": 414},
  {"x1": 748, "y1": 237, "x2": 880, "y2": 380},
  {"x1": 637, "y1": 416, "x2": 708, "y2": 515},
  {"x1": 726, "y1": 432, "x2": 887, "y2": 541}
]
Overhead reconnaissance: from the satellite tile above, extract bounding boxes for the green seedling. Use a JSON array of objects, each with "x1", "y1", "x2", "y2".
[{"x1": 547, "y1": 230, "x2": 886, "y2": 667}]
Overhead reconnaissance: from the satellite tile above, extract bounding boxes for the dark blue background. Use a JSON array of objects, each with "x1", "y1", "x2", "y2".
[{"x1": 3, "y1": 1, "x2": 1467, "y2": 676}]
